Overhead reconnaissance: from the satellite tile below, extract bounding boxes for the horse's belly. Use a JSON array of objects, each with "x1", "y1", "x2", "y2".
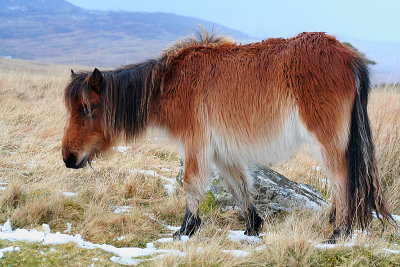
[{"x1": 210, "y1": 109, "x2": 320, "y2": 166}]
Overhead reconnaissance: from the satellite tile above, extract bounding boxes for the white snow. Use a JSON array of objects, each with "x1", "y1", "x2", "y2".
[
  {"x1": 155, "y1": 237, "x2": 174, "y2": 243},
  {"x1": 113, "y1": 146, "x2": 132, "y2": 153},
  {"x1": 227, "y1": 230, "x2": 262, "y2": 243},
  {"x1": 2, "y1": 219, "x2": 13, "y2": 233},
  {"x1": 0, "y1": 246, "x2": 20, "y2": 259},
  {"x1": 0, "y1": 220, "x2": 184, "y2": 265},
  {"x1": 42, "y1": 224, "x2": 50, "y2": 235},
  {"x1": 163, "y1": 184, "x2": 175, "y2": 196},
  {"x1": 313, "y1": 242, "x2": 355, "y2": 249},
  {"x1": 372, "y1": 212, "x2": 400, "y2": 222},
  {"x1": 62, "y1": 192, "x2": 77, "y2": 197},
  {"x1": 383, "y1": 248, "x2": 400, "y2": 254},
  {"x1": 391, "y1": 214, "x2": 400, "y2": 222},
  {"x1": 112, "y1": 206, "x2": 132, "y2": 214},
  {"x1": 165, "y1": 225, "x2": 180, "y2": 231},
  {"x1": 133, "y1": 169, "x2": 176, "y2": 196},
  {"x1": 64, "y1": 222, "x2": 72, "y2": 233},
  {"x1": 116, "y1": 236, "x2": 126, "y2": 241},
  {"x1": 222, "y1": 249, "x2": 250, "y2": 257},
  {"x1": 156, "y1": 236, "x2": 189, "y2": 243},
  {"x1": 0, "y1": 187, "x2": 6, "y2": 191}
]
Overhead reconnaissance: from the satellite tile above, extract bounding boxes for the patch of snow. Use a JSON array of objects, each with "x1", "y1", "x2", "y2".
[
  {"x1": 63, "y1": 192, "x2": 77, "y2": 197},
  {"x1": 314, "y1": 242, "x2": 354, "y2": 249},
  {"x1": 222, "y1": 249, "x2": 250, "y2": 257},
  {"x1": 164, "y1": 225, "x2": 180, "y2": 231},
  {"x1": 227, "y1": 230, "x2": 262, "y2": 243},
  {"x1": 0, "y1": 246, "x2": 20, "y2": 259},
  {"x1": 133, "y1": 169, "x2": 176, "y2": 196},
  {"x1": 391, "y1": 214, "x2": 400, "y2": 222},
  {"x1": 255, "y1": 245, "x2": 266, "y2": 251},
  {"x1": 0, "y1": 187, "x2": 7, "y2": 191},
  {"x1": 64, "y1": 222, "x2": 72, "y2": 233},
  {"x1": 146, "y1": 242, "x2": 156, "y2": 250},
  {"x1": 156, "y1": 236, "x2": 189, "y2": 243},
  {"x1": 117, "y1": 236, "x2": 126, "y2": 241},
  {"x1": 383, "y1": 248, "x2": 400, "y2": 254},
  {"x1": 42, "y1": 224, "x2": 50, "y2": 235},
  {"x1": 0, "y1": 221, "x2": 184, "y2": 265},
  {"x1": 49, "y1": 247, "x2": 57, "y2": 252},
  {"x1": 110, "y1": 256, "x2": 145, "y2": 265},
  {"x1": 156, "y1": 237, "x2": 174, "y2": 243},
  {"x1": 372, "y1": 212, "x2": 400, "y2": 222},
  {"x1": 160, "y1": 168, "x2": 171, "y2": 172},
  {"x1": 112, "y1": 206, "x2": 132, "y2": 214},
  {"x1": 113, "y1": 146, "x2": 132, "y2": 153},
  {"x1": 2, "y1": 220, "x2": 13, "y2": 233},
  {"x1": 163, "y1": 184, "x2": 175, "y2": 196},
  {"x1": 92, "y1": 257, "x2": 99, "y2": 261}
]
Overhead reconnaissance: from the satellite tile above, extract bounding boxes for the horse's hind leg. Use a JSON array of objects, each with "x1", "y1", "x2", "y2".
[
  {"x1": 214, "y1": 155, "x2": 264, "y2": 236},
  {"x1": 173, "y1": 150, "x2": 210, "y2": 239},
  {"x1": 319, "y1": 145, "x2": 351, "y2": 243}
]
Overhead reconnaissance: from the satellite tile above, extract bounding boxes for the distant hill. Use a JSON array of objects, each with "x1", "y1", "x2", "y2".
[
  {"x1": 1, "y1": 0, "x2": 398, "y2": 83},
  {"x1": 0, "y1": 0, "x2": 253, "y2": 67}
]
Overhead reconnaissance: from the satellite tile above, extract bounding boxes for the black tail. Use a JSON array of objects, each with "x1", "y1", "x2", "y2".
[{"x1": 347, "y1": 58, "x2": 392, "y2": 230}]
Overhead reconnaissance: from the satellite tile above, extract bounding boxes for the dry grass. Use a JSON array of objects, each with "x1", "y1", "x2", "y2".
[{"x1": 0, "y1": 58, "x2": 399, "y2": 266}]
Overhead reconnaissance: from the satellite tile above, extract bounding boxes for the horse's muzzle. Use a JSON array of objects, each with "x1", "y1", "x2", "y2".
[{"x1": 64, "y1": 153, "x2": 85, "y2": 169}]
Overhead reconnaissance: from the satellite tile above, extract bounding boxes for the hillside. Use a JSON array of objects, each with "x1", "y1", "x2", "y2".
[{"x1": 0, "y1": 0, "x2": 252, "y2": 67}]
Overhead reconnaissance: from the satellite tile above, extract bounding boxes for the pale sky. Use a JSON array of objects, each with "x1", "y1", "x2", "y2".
[{"x1": 66, "y1": 0, "x2": 400, "y2": 44}]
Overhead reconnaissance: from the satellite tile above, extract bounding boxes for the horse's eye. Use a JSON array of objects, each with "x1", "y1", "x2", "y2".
[
  {"x1": 82, "y1": 105, "x2": 96, "y2": 117},
  {"x1": 83, "y1": 106, "x2": 91, "y2": 116}
]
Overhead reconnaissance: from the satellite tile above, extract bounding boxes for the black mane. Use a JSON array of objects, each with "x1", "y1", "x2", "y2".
[{"x1": 64, "y1": 59, "x2": 161, "y2": 140}]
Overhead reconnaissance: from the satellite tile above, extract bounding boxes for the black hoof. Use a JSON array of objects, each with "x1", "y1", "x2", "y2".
[
  {"x1": 174, "y1": 208, "x2": 202, "y2": 240},
  {"x1": 244, "y1": 228, "x2": 260, "y2": 236},
  {"x1": 244, "y1": 205, "x2": 264, "y2": 236},
  {"x1": 325, "y1": 228, "x2": 350, "y2": 244},
  {"x1": 173, "y1": 230, "x2": 183, "y2": 241},
  {"x1": 324, "y1": 236, "x2": 337, "y2": 244}
]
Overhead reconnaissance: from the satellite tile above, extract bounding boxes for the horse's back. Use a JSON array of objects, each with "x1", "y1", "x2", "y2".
[
  {"x1": 202, "y1": 33, "x2": 354, "y2": 164},
  {"x1": 160, "y1": 32, "x2": 358, "y2": 165}
]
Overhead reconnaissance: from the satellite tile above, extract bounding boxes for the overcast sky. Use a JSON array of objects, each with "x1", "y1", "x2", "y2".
[{"x1": 66, "y1": 0, "x2": 400, "y2": 44}]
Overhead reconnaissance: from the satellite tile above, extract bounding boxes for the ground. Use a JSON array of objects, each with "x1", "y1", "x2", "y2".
[{"x1": 0, "y1": 57, "x2": 399, "y2": 266}]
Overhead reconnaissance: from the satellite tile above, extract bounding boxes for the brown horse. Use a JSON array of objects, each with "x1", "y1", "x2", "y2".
[{"x1": 62, "y1": 30, "x2": 392, "y2": 242}]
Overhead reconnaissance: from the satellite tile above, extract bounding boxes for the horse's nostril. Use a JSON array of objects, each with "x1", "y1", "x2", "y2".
[{"x1": 64, "y1": 153, "x2": 77, "y2": 168}]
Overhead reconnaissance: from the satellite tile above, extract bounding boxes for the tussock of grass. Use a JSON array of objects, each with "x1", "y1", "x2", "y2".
[{"x1": 0, "y1": 59, "x2": 399, "y2": 265}]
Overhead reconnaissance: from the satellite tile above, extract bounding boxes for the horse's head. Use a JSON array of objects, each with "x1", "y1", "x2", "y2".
[{"x1": 62, "y1": 68, "x2": 111, "y2": 169}]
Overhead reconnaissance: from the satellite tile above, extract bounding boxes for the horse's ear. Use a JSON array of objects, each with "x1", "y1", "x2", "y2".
[
  {"x1": 88, "y1": 68, "x2": 103, "y2": 93},
  {"x1": 70, "y1": 69, "x2": 75, "y2": 76}
]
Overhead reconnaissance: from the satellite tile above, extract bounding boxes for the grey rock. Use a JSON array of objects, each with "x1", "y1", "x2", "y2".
[{"x1": 176, "y1": 164, "x2": 328, "y2": 217}]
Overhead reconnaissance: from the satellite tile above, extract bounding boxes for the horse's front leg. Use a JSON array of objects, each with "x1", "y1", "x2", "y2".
[{"x1": 173, "y1": 150, "x2": 210, "y2": 240}]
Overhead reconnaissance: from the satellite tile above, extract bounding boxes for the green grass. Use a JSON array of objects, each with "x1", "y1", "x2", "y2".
[{"x1": 0, "y1": 240, "x2": 119, "y2": 267}]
